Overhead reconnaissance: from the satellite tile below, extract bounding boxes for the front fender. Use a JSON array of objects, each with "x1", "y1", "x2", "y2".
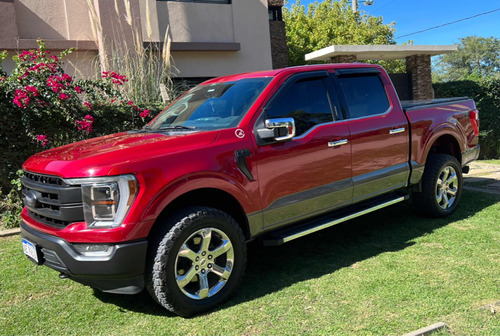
[{"x1": 140, "y1": 172, "x2": 257, "y2": 222}]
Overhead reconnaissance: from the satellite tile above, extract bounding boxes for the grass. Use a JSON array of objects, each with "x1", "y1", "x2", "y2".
[
  {"x1": 481, "y1": 159, "x2": 500, "y2": 165},
  {"x1": 1, "y1": 189, "x2": 499, "y2": 335}
]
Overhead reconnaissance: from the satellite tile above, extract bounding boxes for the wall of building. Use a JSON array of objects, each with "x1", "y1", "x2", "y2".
[
  {"x1": 155, "y1": 0, "x2": 273, "y2": 77},
  {"x1": 0, "y1": 0, "x2": 274, "y2": 79}
]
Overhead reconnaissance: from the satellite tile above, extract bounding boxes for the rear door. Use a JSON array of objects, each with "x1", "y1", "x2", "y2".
[
  {"x1": 253, "y1": 71, "x2": 352, "y2": 229},
  {"x1": 333, "y1": 69, "x2": 410, "y2": 202}
]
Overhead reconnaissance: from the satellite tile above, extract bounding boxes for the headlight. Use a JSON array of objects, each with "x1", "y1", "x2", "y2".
[{"x1": 64, "y1": 175, "x2": 138, "y2": 228}]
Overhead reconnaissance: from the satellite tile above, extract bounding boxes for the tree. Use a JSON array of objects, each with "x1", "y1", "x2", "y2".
[
  {"x1": 433, "y1": 36, "x2": 500, "y2": 82},
  {"x1": 283, "y1": 0, "x2": 397, "y2": 67}
]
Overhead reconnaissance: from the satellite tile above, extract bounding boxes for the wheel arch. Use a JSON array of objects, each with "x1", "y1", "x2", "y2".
[
  {"x1": 148, "y1": 187, "x2": 251, "y2": 241},
  {"x1": 423, "y1": 131, "x2": 463, "y2": 166}
]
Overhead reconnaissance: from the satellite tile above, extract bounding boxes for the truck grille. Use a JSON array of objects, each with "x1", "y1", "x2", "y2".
[{"x1": 22, "y1": 171, "x2": 84, "y2": 229}]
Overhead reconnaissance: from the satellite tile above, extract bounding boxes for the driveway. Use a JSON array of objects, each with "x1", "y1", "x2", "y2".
[{"x1": 463, "y1": 162, "x2": 500, "y2": 195}]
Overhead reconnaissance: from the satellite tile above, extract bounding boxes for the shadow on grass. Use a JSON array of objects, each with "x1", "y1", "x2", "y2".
[{"x1": 92, "y1": 190, "x2": 499, "y2": 316}]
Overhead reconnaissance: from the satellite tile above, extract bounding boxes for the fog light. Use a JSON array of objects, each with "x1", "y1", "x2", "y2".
[{"x1": 73, "y1": 244, "x2": 113, "y2": 257}]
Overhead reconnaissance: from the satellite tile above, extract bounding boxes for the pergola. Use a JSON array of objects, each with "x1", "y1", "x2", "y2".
[{"x1": 305, "y1": 45, "x2": 457, "y2": 100}]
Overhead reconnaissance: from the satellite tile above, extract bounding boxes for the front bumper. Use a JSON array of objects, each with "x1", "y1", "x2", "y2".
[{"x1": 20, "y1": 221, "x2": 147, "y2": 294}]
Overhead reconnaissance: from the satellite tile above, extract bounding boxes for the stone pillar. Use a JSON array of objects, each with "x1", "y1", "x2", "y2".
[
  {"x1": 269, "y1": 21, "x2": 288, "y2": 69},
  {"x1": 405, "y1": 54, "x2": 433, "y2": 100},
  {"x1": 329, "y1": 55, "x2": 357, "y2": 63},
  {"x1": 268, "y1": 0, "x2": 288, "y2": 69}
]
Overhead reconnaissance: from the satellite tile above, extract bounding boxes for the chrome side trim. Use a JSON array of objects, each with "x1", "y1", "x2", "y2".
[
  {"x1": 280, "y1": 196, "x2": 406, "y2": 244},
  {"x1": 352, "y1": 163, "x2": 410, "y2": 201},
  {"x1": 389, "y1": 127, "x2": 405, "y2": 135},
  {"x1": 328, "y1": 139, "x2": 348, "y2": 147}
]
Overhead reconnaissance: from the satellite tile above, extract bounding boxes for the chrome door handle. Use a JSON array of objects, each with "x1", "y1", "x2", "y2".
[
  {"x1": 328, "y1": 139, "x2": 348, "y2": 147},
  {"x1": 389, "y1": 127, "x2": 405, "y2": 135}
]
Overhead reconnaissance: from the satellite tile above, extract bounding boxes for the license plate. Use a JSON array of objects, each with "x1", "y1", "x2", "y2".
[{"x1": 22, "y1": 238, "x2": 39, "y2": 264}]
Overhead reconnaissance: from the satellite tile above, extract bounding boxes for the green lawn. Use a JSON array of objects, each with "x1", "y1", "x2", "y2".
[
  {"x1": 1, "y1": 189, "x2": 499, "y2": 335},
  {"x1": 481, "y1": 159, "x2": 500, "y2": 165}
]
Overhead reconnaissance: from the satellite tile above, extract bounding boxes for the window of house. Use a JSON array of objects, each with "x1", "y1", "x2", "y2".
[
  {"x1": 268, "y1": 6, "x2": 283, "y2": 21},
  {"x1": 265, "y1": 78, "x2": 334, "y2": 136},
  {"x1": 338, "y1": 74, "x2": 390, "y2": 119},
  {"x1": 158, "y1": 0, "x2": 231, "y2": 4}
]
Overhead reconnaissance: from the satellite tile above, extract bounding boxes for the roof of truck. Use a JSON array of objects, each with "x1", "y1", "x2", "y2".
[{"x1": 201, "y1": 63, "x2": 384, "y2": 85}]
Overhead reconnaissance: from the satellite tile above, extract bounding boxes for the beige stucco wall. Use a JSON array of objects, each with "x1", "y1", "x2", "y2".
[
  {"x1": 2, "y1": 50, "x2": 98, "y2": 79},
  {"x1": 157, "y1": 2, "x2": 235, "y2": 43},
  {"x1": 158, "y1": 0, "x2": 273, "y2": 77},
  {"x1": 1, "y1": 0, "x2": 274, "y2": 79},
  {"x1": 15, "y1": 0, "x2": 94, "y2": 40}
]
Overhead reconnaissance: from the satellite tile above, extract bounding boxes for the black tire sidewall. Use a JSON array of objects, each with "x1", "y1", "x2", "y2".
[
  {"x1": 419, "y1": 154, "x2": 463, "y2": 217},
  {"x1": 149, "y1": 207, "x2": 246, "y2": 316}
]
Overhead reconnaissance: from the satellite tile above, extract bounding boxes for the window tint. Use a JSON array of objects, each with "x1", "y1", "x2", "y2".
[
  {"x1": 265, "y1": 78, "x2": 334, "y2": 136},
  {"x1": 339, "y1": 75, "x2": 390, "y2": 119}
]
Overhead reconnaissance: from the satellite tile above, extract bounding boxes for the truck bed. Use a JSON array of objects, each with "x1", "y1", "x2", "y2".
[{"x1": 401, "y1": 97, "x2": 471, "y2": 111}]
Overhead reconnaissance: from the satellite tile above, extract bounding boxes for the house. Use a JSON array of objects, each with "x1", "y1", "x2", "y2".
[{"x1": 0, "y1": 0, "x2": 288, "y2": 80}]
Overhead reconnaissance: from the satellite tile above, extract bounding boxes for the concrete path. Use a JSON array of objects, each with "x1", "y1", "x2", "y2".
[{"x1": 463, "y1": 162, "x2": 500, "y2": 195}]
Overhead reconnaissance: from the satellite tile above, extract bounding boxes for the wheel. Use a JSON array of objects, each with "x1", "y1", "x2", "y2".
[
  {"x1": 414, "y1": 154, "x2": 463, "y2": 217},
  {"x1": 146, "y1": 207, "x2": 246, "y2": 316}
]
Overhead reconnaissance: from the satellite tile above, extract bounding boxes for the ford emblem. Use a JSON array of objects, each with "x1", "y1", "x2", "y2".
[{"x1": 24, "y1": 190, "x2": 39, "y2": 208}]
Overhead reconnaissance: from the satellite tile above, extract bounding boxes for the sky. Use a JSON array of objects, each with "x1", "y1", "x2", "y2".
[{"x1": 288, "y1": 0, "x2": 500, "y2": 45}]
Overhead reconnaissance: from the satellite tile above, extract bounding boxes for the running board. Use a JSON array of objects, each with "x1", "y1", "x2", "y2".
[{"x1": 262, "y1": 195, "x2": 408, "y2": 246}]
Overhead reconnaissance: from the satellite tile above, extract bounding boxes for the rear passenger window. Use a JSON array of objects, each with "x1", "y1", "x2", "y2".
[
  {"x1": 339, "y1": 75, "x2": 390, "y2": 119},
  {"x1": 265, "y1": 78, "x2": 334, "y2": 136}
]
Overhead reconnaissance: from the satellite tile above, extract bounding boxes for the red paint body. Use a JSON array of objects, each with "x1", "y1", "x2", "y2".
[{"x1": 21, "y1": 64, "x2": 480, "y2": 244}]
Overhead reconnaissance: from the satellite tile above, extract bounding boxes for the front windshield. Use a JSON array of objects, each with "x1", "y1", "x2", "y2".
[{"x1": 148, "y1": 77, "x2": 271, "y2": 131}]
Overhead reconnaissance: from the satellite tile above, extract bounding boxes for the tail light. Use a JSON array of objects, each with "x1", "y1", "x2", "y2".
[{"x1": 470, "y1": 109, "x2": 479, "y2": 137}]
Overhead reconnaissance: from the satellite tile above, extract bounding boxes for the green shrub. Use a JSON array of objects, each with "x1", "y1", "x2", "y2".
[
  {"x1": 0, "y1": 40, "x2": 163, "y2": 193},
  {"x1": 433, "y1": 79, "x2": 500, "y2": 159},
  {"x1": 0, "y1": 170, "x2": 23, "y2": 229}
]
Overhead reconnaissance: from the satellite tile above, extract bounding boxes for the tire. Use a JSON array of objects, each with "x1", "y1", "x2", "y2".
[
  {"x1": 414, "y1": 154, "x2": 463, "y2": 218},
  {"x1": 146, "y1": 207, "x2": 246, "y2": 316}
]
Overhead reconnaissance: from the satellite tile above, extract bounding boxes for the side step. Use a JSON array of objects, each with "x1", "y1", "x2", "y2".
[{"x1": 262, "y1": 194, "x2": 409, "y2": 246}]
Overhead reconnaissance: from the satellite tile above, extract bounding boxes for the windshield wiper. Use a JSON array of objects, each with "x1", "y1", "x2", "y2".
[{"x1": 158, "y1": 125, "x2": 197, "y2": 131}]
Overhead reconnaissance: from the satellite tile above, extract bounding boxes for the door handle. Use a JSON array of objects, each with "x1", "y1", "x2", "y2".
[
  {"x1": 328, "y1": 139, "x2": 348, "y2": 147},
  {"x1": 389, "y1": 127, "x2": 405, "y2": 135}
]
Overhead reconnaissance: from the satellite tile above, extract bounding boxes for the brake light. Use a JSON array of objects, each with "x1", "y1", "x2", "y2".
[{"x1": 470, "y1": 109, "x2": 479, "y2": 137}]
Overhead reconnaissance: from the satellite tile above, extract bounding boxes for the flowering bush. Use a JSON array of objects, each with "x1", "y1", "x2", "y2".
[{"x1": 0, "y1": 40, "x2": 163, "y2": 193}]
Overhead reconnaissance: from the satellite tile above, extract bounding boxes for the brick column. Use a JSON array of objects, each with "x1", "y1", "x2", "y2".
[
  {"x1": 268, "y1": 0, "x2": 288, "y2": 69},
  {"x1": 269, "y1": 21, "x2": 288, "y2": 69},
  {"x1": 405, "y1": 54, "x2": 433, "y2": 100},
  {"x1": 329, "y1": 54, "x2": 357, "y2": 63}
]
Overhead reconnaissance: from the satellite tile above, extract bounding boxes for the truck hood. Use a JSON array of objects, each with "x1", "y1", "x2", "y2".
[{"x1": 22, "y1": 130, "x2": 219, "y2": 178}]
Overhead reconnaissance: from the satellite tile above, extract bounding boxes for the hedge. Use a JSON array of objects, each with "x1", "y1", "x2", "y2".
[{"x1": 433, "y1": 79, "x2": 500, "y2": 159}]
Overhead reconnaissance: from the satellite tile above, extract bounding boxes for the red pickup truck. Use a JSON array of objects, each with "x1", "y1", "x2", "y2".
[{"x1": 20, "y1": 63, "x2": 480, "y2": 316}]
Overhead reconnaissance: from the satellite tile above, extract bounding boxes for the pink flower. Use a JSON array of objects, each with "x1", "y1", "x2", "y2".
[
  {"x1": 13, "y1": 89, "x2": 30, "y2": 108},
  {"x1": 127, "y1": 100, "x2": 133, "y2": 106},
  {"x1": 47, "y1": 75, "x2": 66, "y2": 93},
  {"x1": 102, "y1": 70, "x2": 127, "y2": 85},
  {"x1": 83, "y1": 101, "x2": 92, "y2": 109},
  {"x1": 140, "y1": 109, "x2": 150, "y2": 118},
  {"x1": 74, "y1": 86, "x2": 82, "y2": 93},
  {"x1": 59, "y1": 92, "x2": 70, "y2": 100},
  {"x1": 50, "y1": 55, "x2": 59, "y2": 61},
  {"x1": 25, "y1": 85, "x2": 40, "y2": 97},
  {"x1": 18, "y1": 71, "x2": 28, "y2": 80},
  {"x1": 36, "y1": 134, "x2": 48, "y2": 147},
  {"x1": 75, "y1": 115, "x2": 94, "y2": 133},
  {"x1": 61, "y1": 73, "x2": 72, "y2": 82}
]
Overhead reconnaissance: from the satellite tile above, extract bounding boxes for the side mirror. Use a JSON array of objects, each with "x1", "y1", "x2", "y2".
[{"x1": 257, "y1": 117, "x2": 296, "y2": 142}]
